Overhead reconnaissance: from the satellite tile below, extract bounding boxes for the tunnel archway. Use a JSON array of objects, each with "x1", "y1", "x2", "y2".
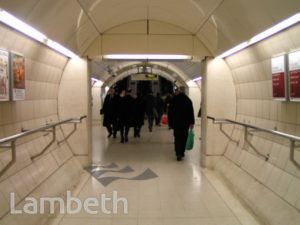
[
  {"x1": 90, "y1": 60, "x2": 202, "y2": 125},
  {"x1": 90, "y1": 59, "x2": 202, "y2": 164}
]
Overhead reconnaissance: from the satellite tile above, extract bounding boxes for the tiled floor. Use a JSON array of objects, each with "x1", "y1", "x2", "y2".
[{"x1": 50, "y1": 124, "x2": 261, "y2": 225}]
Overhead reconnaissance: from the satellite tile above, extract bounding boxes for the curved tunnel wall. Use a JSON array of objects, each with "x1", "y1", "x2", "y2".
[
  {"x1": 0, "y1": 24, "x2": 87, "y2": 224},
  {"x1": 0, "y1": 12, "x2": 300, "y2": 225},
  {"x1": 211, "y1": 24, "x2": 300, "y2": 224}
]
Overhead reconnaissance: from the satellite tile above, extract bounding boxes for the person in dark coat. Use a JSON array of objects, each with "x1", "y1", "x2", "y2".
[
  {"x1": 168, "y1": 86, "x2": 195, "y2": 161},
  {"x1": 117, "y1": 88, "x2": 134, "y2": 143},
  {"x1": 144, "y1": 91, "x2": 155, "y2": 132},
  {"x1": 101, "y1": 87, "x2": 119, "y2": 138},
  {"x1": 155, "y1": 93, "x2": 164, "y2": 126},
  {"x1": 133, "y1": 93, "x2": 145, "y2": 137}
]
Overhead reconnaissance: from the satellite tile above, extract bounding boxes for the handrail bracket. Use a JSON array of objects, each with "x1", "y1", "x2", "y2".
[
  {"x1": 31, "y1": 127, "x2": 56, "y2": 161},
  {"x1": 58, "y1": 123, "x2": 77, "y2": 145},
  {"x1": 220, "y1": 123, "x2": 239, "y2": 145},
  {"x1": 290, "y1": 140, "x2": 300, "y2": 170},
  {"x1": 244, "y1": 127, "x2": 269, "y2": 161},
  {"x1": 0, "y1": 141, "x2": 16, "y2": 177}
]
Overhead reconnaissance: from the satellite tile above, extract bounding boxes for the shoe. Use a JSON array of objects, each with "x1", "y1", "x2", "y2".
[
  {"x1": 121, "y1": 138, "x2": 124, "y2": 143},
  {"x1": 113, "y1": 135, "x2": 116, "y2": 139},
  {"x1": 107, "y1": 133, "x2": 112, "y2": 138},
  {"x1": 176, "y1": 156, "x2": 182, "y2": 161}
]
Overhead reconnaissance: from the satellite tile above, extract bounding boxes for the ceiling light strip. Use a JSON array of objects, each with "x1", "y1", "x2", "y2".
[
  {"x1": 192, "y1": 76, "x2": 202, "y2": 82},
  {"x1": 0, "y1": 9, "x2": 77, "y2": 58},
  {"x1": 103, "y1": 54, "x2": 192, "y2": 60},
  {"x1": 217, "y1": 13, "x2": 300, "y2": 59}
]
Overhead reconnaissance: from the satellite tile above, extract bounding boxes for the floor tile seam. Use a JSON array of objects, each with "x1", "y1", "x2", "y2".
[
  {"x1": 55, "y1": 175, "x2": 93, "y2": 225},
  {"x1": 201, "y1": 169, "x2": 255, "y2": 225}
]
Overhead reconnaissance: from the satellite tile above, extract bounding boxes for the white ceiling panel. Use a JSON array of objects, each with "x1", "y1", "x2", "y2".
[
  {"x1": 80, "y1": 0, "x2": 148, "y2": 33},
  {"x1": 0, "y1": 0, "x2": 38, "y2": 19},
  {"x1": 0, "y1": 0, "x2": 299, "y2": 57},
  {"x1": 25, "y1": 0, "x2": 89, "y2": 45},
  {"x1": 191, "y1": 0, "x2": 223, "y2": 16},
  {"x1": 148, "y1": 0, "x2": 207, "y2": 33},
  {"x1": 66, "y1": 21, "x2": 99, "y2": 55}
]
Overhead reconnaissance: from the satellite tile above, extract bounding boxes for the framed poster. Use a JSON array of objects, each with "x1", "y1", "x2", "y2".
[
  {"x1": 10, "y1": 52, "x2": 25, "y2": 101},
  {"x1": 0, "y1": 49, "x2": 9, "y2": 101},
  {"x1": 271, "y1": 55, "x2": 287, "y2": 101},
  {"x1": 288, "y1": 50, "x2": 300, "y2": 102}
]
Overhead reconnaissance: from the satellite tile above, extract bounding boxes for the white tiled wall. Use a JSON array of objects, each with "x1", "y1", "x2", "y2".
[
  {"x1": 212, "y1": 23, "x2": 300, "y2": 224},
  {"x1": 0, "y1": 24, "x2": 85, "y2": 224}
]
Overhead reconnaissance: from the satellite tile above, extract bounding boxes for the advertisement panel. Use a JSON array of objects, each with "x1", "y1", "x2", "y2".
[
  {"x1": 288, "y1": 50, "x2": 300, "y2": 101},
  {"x1": 11, "y1": 52, "x2": 25, "y2": 101},
  {"x1": 271, "y1": 55, "x2": 287, "y2": 100},
  {"x1": 0, "y1": 49, "x2": 9, "y2": 101}
]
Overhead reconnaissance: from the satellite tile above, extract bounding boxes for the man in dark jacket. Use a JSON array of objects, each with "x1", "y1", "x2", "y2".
[
  {"x1": 168, "y1": 86, "x2": 194, "y2": 161},
  {"x1": 101, "y1": 87, "x2": 118, "y2": 138},
  {"x1": 117, "y1": 88, "x2": 134, "y2": 143}
]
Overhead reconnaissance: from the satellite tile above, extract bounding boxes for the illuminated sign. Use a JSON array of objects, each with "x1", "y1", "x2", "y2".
[
  {"x1": 145, "y1": 74, "x2": 157, "y2": 78},
  {"x1": 131, "y1": 73, "x2": 159, "y2": 81}
]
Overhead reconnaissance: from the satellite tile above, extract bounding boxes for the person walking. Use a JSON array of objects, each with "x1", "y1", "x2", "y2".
[
  {"x1": 168, "y1": 86, "x2": 194, "y2": 161},
  {"x1": 144, "y1": 91, "x2": 156, "y2": 132},
  {"x1": 133, "y1": 93, "x2": 145, "y2": 137},
  {"x1": 155, "y1": 93, "x2": 164, "y2": 126},
  {"x1": 117, "y1": 88, "x2": 134, "y2": 143},
  {"x1": 101, "y1": 87, "x2": 118, "y2": 138}
]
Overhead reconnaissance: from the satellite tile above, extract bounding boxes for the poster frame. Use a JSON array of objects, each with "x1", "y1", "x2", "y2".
[
  {"x1": 10, "y1": 51, "x2": 25, "y2": 101},
  {"x1": 288, "y1": 50, "x2": 300, "y2": 102},
  {"x1": 271, "y1": 54, "x2": 288, "y2": 101},
  {"x1": 0, "y1": 49, "x2": 10, "y2": 101}
]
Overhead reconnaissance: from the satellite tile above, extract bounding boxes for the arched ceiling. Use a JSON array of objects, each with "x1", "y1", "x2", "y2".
[
  {"x1": 0, "y1": 0, "x2": 299, "y2": 57},
  {"x1": 91, "y1": 60, "x2": 201, "y2": 86}
]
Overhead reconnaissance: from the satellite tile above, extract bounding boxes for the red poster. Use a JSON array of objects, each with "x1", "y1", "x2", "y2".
[
  {"x1": 272, "y1": 55, "x2": 286, "y2": 100},
  {"x1": 289, "y1": 69, "x2": 300, "y2": 98},
  {"x1": 272, "y1": 72, "x2": 285, "y2": 98}
]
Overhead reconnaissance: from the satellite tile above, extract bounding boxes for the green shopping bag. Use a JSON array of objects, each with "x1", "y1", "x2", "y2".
[{"x1": 185, "y1": 129, "x2": 194, "y2": 150}]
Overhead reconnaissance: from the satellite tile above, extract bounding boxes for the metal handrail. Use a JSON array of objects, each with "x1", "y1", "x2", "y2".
[
  {"x1": 208, "y1": 116, "x2": 300, "y2": 170},
  {"x1": 0, "y1": 115, "x2": 87, "y2": 177}
]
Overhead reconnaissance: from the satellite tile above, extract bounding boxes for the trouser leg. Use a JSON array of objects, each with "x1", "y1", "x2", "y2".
[
  {"x1": 174, "y1": 128, "x2": 189, "y2": 157},
  {"x1": 137, "y1": 125, "x2": 141, "y2": 137},
  {"x1": 125, "y1": 126, "x2": 130, "y2": 142},
  {"x1": 125, "y1": 126, "x2": 130, "y2": 137},
  {"x1": 112, "y1": 120, "x2": 117, "y2": 137},
  {"x1": 106, "y1": 124, "x2": 112, "y2": 135},
  {"x1": 155, "y1": 114, "x2": 159, "y2": 125},
  {"x1": 134, "y1": 126, "x2": 138, "y2": 137},
  {"x1": 120, "y1": 125, "x2": 124, "y2": 142},
  {"x1": 147, "y1": 113, "x2": 154, "y2": 131},
  {"x1": 157, "y1": 112, "x2": 162, "y2": 125}
]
